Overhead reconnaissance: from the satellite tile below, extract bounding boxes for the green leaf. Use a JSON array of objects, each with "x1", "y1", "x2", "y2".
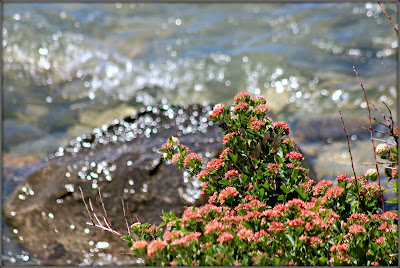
[
  {"x1": 121, "y1": 235, "x2": 132, "y2": 242},
  {"x1": 278, "y1": 195, "x2": 285, "y2": 202},
  {"x1": 286, "y1": 234, "x2": 295, "y2": 247},
  {"x1": 280, "y1": 184, "x2": 290, "y2": 194},
  {"x1": 218, "y1": 179, "x2": 230, "y2": 185},
  {"x1": 259, "y1": 188, "x2": 265, "y2": 199},
  {"x1": 386, "y1": 197, "x2": 398, "y2": 203},
  {"x1": 294, "y1": 185, "x2": 306, "y2": 199},
  {"x1": 229, "y1": 153, "x2": 238, "y2": 163},
  {"x1": 242, "y1": 221, "x2": 254, "y2": 230},
  {"x1": 277, "y1": 147, "x2": 284, "y2": 159},
  {"x1": 318, "y1": 256, "x2": 327, "y2": 264}
]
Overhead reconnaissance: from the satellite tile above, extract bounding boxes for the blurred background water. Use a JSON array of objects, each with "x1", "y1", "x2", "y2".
[{"x1": 2, "y1": 2, "x2": 398, "y2": 265}]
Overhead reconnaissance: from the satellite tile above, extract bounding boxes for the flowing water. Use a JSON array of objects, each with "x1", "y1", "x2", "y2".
[{"x1": 2, "y1": 2, "x2": 398, "y2": 265}]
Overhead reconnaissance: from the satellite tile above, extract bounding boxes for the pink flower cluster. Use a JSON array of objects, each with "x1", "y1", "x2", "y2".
[
  {"x1": 287, "y1": 218, "x2": 305, "y2": 227},
  {"x1": 131, "y1": 240, "x2": 148, "y2": 250},
  {"x1": 330, "y1": 243, "x2": 348, "y2": 252},
  {"x1": 273, "y1": 121, "x2": 290, "y2": 135},
  {"x1": 218, "y1": 186, "x2": 239, "y2": 205},
  {"x1": 313, "y1": 180, "x2": 333, "y2": 197},
  {"x1": 163, "y1": 230, "x2": 184, "y2": 242},
  {"x1": 219, "y1": 147, "x2": 232, "y2": 160},
  {"x1": 183, "y1": 153, "x2": 202, "y2": 168},
  {"x1": 336, "y1": 173, "x2": 347, "y2": 182},
  {"x1": 234, "y1": 91, "x2": 250, "y2": 103},
  {"x1": 321, "y1": 186, "x2": 344, "y2": 204},
  {"x1": 254, "y1": 104, "x2": 270, "y2": 113},
  {"x1": 251, "y1": 95, "x2": 266, "y2": 103},
  {"x1": 268, "y1": 221, "x2": 285, "y2": 232},
  {"x1": 234, "y1": 102, "x2": 249, "y2": 111},
  {"x1": 250, "y1": 120, "x2": 265, "y2": 130},
  {"x1": 225, "y1": 169, "x2": 240, "y2": 180},
  {"x1": 217, "y1": 232, "x2": 234, "y2": 243},
  {"x1": 348, "y1": 224, "x2": 366, "y2": 234},
  {"x1": 171, "y1": 232, "x2": 201, "y2": 246},
  {"x1": 197, "y1": 169, "x2": 209, "y2": 180},
  {"x1": 205, "y1": 219, "x2": 225, "y2": 234},
  {"x1": 347, "y1": 213, "x2": 369, "y2": 224},
  {"x1": 237, "y1": 225, "x2": 254, "y2": 241},
  {"x1": 206, "y1": 158, "x2": 224, "y2": 171},
  {"x1": 147, "y1": 240, "x2": 167, "y2": 258},
  {"x1": 223, "y1": 132, "x2": 235, "y2": 145},
  {"x1": 171, "y1": 153, "x2": 181, "y2": 164},
  {"x1": 209, "y1": 103, "x2": 225, "y2": 118},
  {"x1": 286, "y1": 151, "x2": 303, "y2": 160}
]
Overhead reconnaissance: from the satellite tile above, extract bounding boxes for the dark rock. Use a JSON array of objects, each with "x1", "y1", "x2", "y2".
[{"x1": 3, "y1": 103, "x2": 316, "y2": 265}]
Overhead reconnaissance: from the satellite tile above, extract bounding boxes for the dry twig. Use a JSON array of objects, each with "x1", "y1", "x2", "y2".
[
  {"x1": 378, "y1": 2, "x2": 399, "y2": 36},
  {"x1": 339, "y1": 110, "x2": 363, "y2": 213},
  {"x1": 353, "y1": 66, "x2": 385, "y2": 212}
]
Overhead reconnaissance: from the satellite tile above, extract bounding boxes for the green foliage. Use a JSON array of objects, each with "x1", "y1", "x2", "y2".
[{"x1": 126, "y1": 92, "x2": 398, "y2": 266}]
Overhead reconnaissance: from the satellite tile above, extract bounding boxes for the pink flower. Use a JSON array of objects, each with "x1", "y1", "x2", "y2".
[
  {"x1": 266, "y1": 163, "x2": 280, "y2": 173},
  {"x1": 225, "y1": 169, "x2": 240, "y2": 180},
  {"x1": 330, "y1": 243, "x2": 348, "y2": 252},
  {"x1": 171, "y1": 232, "x2": 201, "y2": 246},
  {"x1": 347, "y1": 213, "x2": 369, "y2": 224},
  {"x1": 201, "y1": 181, "x2": 209, "y2": 195},
  {"x1": 160, "y1": 142, "x2": 173, "y2": 151},
  {"x1": 237, "y1": 226, "x2": 254, "y2": 241},
  {"x1": 287, "y1": 218, "x2": 305, "y2": 227},
  {"x1": 247, "y1": 182, "x2": 254, "y2": 191},
  {"x1": 262, "y1": 209, "x2": 281, "y2": 219},
  {"x1": 251, "y1": 95, "x2": 266, "y2": 104},
  {"x1": 267, "y1": 221, "x2": 285, "y2": 232},
  {"x1": 313, "y1": 180, "x2": 333, "y2": 197},
  {"x1": 206, "y1": 158, "x2": 224, "y2": 171},
  {"x1": 223, "y1": 132, "x2": 235, "y2": 145},
  {"x1": 336, "y1": 173, "x2": 347, "y2": 182},
  {"x1": 217, "y1": 232, "x2": 234, "y2": 243},
  {"x1": 170, "y1": 261, "x2": 178, "y2": 266},
  {"x1": 234, "y1": 102, "x2": 249, "y2": 111},
  {"x1": 131, "y1": 240, "x2": 148, "y2": 250},
  {"x1": 286, "y1": 151, "x2": 303, "y2": 160},
  {"x1": 204, "y1": 219, "x2": 225, "y2": 234},
  {"x1": 234, "y1": 91, "x2": 250, "y2": 103},
  {"x1": 321, "y1": 186, "x2": 344, "y2": 204},
  {"x1": 147, "y1": 240, "x2": 166, "y2": 258},
  {"x1": 250, "y1": 120, "x2": 265, "y2": 130},
  {"x1": 286, "y1": 163, "x2": 294, "y2": 169},
  {"x1": 219, "y1": 147, "x2": 232, "y2": 160},
  {"x1": 381, "y1": 211, "x2": 398, "y2": 220},
  {"x1": 219, "y1": 186, "x2": 238, "y2": 205},
  {"x1": 209, "y1": 103, "x2": 225, "y2": 118},
  {"x1": 282, "y1": 138, "x2": 296, "y2": 146},
  {"x1": 348, "y1": 224, "x2": 366, "y2": 234},
  {"x1": 375, "y1": 236, "x2": 386, "y2": 245},
  {"x1": 287, "y1": 198, "x2": 307, "y2": 211},
  {"x1": 362, "y1": 182, "x2": 380, "y2": 193},
  {"x1": 371, "y1": 261, "x2": 379, "y2": 266},
  {"x1": 197, "y1": 169, "x2": 209, "y2": 180},
  {"x1": 273, "y1": 121, "x2": 290, "y2": 135},
  {"x1": 208, "y1": 192, "x2": 218, "y2": 204},
  {"x1": 171, "y1": 153, "x2": 181, "y2": 164},
  {"x1": 163, "y1": 230, "x2": 184, "y2": 242},
  {"x1": 183, "y1": 153, "x2": 202, "y2": 168},
  {"x1": 379, "y1": 222, "x2": 395, "y2": 232},
  {"x1": 254, "y1": 104, "x2": 270, "y2": 113},
  {"x1": 181, "y1": 207, "x2": 201, "y2": 226}
]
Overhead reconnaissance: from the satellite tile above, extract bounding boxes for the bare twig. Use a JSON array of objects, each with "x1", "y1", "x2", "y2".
[
  {"x1": 79, "y1": 186, "x2": 122, "y2": 236},
  {"x1": 378, "y1": 2, "x2": 399, "y2": 36},
  {"x1": 122, "y1": 197, "x2": 133, "y2": 241},
  {"x1": 353, "y1": 66, "x2": 385, "y2": 212},
  {"x1": 339, "y1": 110, "x2": 363, "y2": 213}
]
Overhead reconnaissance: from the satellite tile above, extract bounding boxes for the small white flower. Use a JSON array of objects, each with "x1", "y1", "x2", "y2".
[
  {"x1": 375, "y1": 144, "x2": 389, "y2": 155},
  {"x1": 364, "y1": 168, "x2": 377, "y2": 177},
  {"x1": 170, "y1": 136, "x2": 179, "y2": 145}
]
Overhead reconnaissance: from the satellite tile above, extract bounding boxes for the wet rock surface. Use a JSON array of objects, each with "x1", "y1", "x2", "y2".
[{"x1": 3, "y1": 103, "x2": 317, "y2": 265}]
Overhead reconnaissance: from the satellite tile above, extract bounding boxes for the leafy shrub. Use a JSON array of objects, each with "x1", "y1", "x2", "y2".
[{"x1": 125, "y1": 92, "x2": 398, "y2": 266}]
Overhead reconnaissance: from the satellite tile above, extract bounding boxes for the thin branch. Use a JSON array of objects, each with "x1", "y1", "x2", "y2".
[
  {"x1": 80, "y1": 187, "x2": 96, "y2": 226},
  {"x1": 353, "y1": 66, "x2": 385, "y2": 212},
  {"x1": 378, "y1": 2, "x2": 399, "y2": 36},
  {"x1": 339, "y1": 110, "x2": 363, "y2": 213},
  {"x1": 122, "y1": 197, "x2": 133, "y2": 241}
]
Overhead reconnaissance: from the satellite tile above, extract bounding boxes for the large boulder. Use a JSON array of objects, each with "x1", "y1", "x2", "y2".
[{"x1": 3, "y1": 104, "x2": 316, "y2": 265}]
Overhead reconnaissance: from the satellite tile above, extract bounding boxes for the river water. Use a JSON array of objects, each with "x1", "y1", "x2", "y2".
[{"x1": 2, "y1": 2, "x2": 398, "y2": 265}]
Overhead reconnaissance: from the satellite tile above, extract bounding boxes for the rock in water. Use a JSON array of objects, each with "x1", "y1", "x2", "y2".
[
  {"x1": 3, "y1": 104, "x2": 223, "y2": 265},
  {"x1": 3, "y1": 103, "x2": 316, "y2": 265}
]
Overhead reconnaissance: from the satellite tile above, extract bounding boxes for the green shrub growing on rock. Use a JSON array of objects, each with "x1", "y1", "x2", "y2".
[{"x1": 124, "y1": 92, "x2": 398, "y2": 266}]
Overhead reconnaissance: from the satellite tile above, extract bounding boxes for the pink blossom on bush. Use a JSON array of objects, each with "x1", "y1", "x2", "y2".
[
  {"x1": 225, "y1": 169, "x2": 240, "y2": 180},
  {"x1": 313, "y1": 180, "x2": 334, "y2": 197},
  {"x1": 131, "y1": 240, "x2": 148, "y2": 250},
  {"x1": 171, "y1": 232, "x2": 201, "y2": 246},
  {"x1": 219, "y1": 186, "x2": 238, "y2": 205},
  {"x1": 375, "y1": 236, "x2": 386, "y2": 245},
  {"x1": 206, "y1": 158, "x2": 224, "y2": 171},
  {"x1": 250, "y1": 120, "x2": 265, "y2": 130},
  {"x1": 330, "y1": 243, "x2": 348, "y2": 252},
  {"x1": 282, "y1": 138, "x2": 297, "y2": 146},
  {"x1": 163, "y1": 230, "x2": 184, "y2": 242},
  {"x1": 197, "y1": 169, "x2": 209, "y2": 180},
  {"x1": 381, "y1": 211, "x2": 398, "y2": 220},
  {"x1": 286, "y1": 151, "x2": 303, "y2": 160},
  {"x1": 223, "y1": 132, "x2": 236, "y2": 144},
  {"x1": 254, "y1": 104, "x2": 269, "y2": 113},
  {"x1": 147, "y1": 240, "x2": 166, "y2": 258},
  {"x1": 336, "y1": 173, "x2": 347, "y2": 182},
  {"x1": 347, "y1": 213, "x2": 369, "y2": 224},
  {"x1": 321, "y1": 186, "x2": 344, "y2": 204},
  {"x1": 171, "y1": 153, "x2": 181, "y2": 164},
  {"x1": 217, "y1": 232, "x2": 234, "y2": 243},
  {"x1": 234, "y1": 91, "x2": 250, "y2": 103},
  {"x1": 219, "y1": 147, "x2": 232, "y2": 160},
  {"x1": 183, "y1": 153, "x2": 202, "y2": 168},
  {"x1": 251, "y1": 95, "x2": 266, "y2": 103},
  {"x1": 268, "y1": 221, "x2": 285, "y2": 232},
  {"x1": 208, "y1": 192, "x2": 218, "y2": 204},
  {"x1": 205, "y1": 219, "x2": 225, "y2": 234},
  {"x1": 273, "y1": 121, "x2": 290, "y2": 135},
  {"x1": 209, "y1": 103, "x2": 225, "y2": 118},
  {"x1": 237, "y1": 225, "x2": 254, "y2": 241},
  {"x1": 348, "y1": 224, "x2": 366, "y2": 234},
  {"x1": 233, "y1": 102, "x2": 249, "y2": 111},
  {"x1": 287, "y1": 218, "x2": 305, "y2": 227}
]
